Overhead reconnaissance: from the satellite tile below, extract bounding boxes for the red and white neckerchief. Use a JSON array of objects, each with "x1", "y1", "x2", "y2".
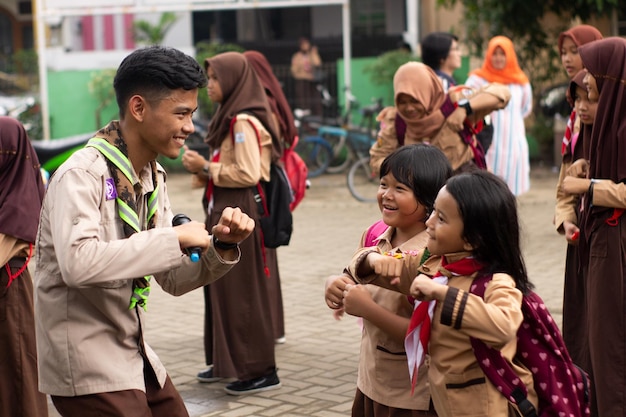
[
  {"x1": 561, "y1": 110, "x2": 577, "y2": 156},
  {"x1": 404, "y1": 256, "x2": 483, "y2": 393}
]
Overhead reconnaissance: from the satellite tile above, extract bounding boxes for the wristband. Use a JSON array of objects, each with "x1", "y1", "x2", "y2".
[
  {"x1": 202, "y1": 162, "x2": 210, "y2": 175},
  {"x1": 457, "y1": 99, "x2": 473, "y2": 116},
  {"x1": 213, "y1": 235, "x2": 238, "y2": 250},
  {"x1": 588, "y1": 178, "x2": 599, "y2": 206}
]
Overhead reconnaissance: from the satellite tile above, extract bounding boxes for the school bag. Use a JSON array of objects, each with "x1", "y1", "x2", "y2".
[
  {"x1": 281, "y1": 134, "x2": 308, "y2": 211},
  {"x1": 364, "y1": 219, "x2": 388, "y2": 247},
  {"x1": 469, "y1": 273, "x2": 591, "y2": 417},
  {"x1": 229, "y1": 116, "x2": 293, "y2": 248}
]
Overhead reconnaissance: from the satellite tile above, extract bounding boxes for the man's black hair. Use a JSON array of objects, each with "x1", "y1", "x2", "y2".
[{"x1": 114, "y1": 45, "x2": 207, "y2": 115}]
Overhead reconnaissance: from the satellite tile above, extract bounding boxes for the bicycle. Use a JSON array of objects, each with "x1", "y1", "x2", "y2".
[
  {"x1": 345, "y1": 128, "x2": 379, "y2": 203},
  {"x1": 312, "y1": 95, "x2": 383, "y2": 175},
  {"x1": 293, "y1": 108, "x2": 334, "y2": 178}
]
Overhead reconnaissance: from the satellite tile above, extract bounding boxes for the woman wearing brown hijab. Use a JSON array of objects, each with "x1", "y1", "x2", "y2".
[
  {"x1": 181, "y1": 52, "x2": 282, "y2": 395},
  {"x1": 369, "y1": 61, "x2": 510, "y2": 176},
  {"x1": 0, "y1": 116, "x2": 48, "y2": 417},
  {"x1": 243, "y1": 50, "x2": 292, "y2": 345},
  {"x1": 553, "y1": 24, "x2": 602, "y2": 374},
  {"x1": 562, "y1": 37, "x2": 626, "y2": 417}
]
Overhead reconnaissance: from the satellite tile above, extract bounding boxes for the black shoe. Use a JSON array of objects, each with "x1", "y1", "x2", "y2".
[
  {"x1": 223, "y1": 369, "x2": 281, "y2": 395},
  {"x1": 197, "y1": 366, "x2": 221, "y2": 383}
]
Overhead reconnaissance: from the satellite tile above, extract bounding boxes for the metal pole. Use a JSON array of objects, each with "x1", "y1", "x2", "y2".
[
  {"x1": 405, "y1": 0, "x2": 418, "y2": 54},
  {"x1": 342, "y1": 0, "x2": 351, "y2": 102},
  {"x1": 34, "y1": 0, "x2": 51, "y2": 140}
]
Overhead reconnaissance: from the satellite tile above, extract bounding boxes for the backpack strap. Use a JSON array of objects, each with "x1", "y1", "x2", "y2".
[
  {"x1": 469, "y1": 274, "x2": 538, "y2": 417},
  {"x1": 394, "y1": 114, "x2": 406, "y2": 146},
  {"x1": 364, "y1": 220, "x2": 388, "y2": 247}
]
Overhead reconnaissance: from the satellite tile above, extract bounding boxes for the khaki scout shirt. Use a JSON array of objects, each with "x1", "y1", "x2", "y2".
[{"x1": 35, "y1": 146, "x2": 238, "y2": 396}]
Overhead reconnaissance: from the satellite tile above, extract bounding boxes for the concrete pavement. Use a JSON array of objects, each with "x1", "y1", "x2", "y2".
[{"x1": 48, "y1": 165, "x2": 566, "y2": 417}]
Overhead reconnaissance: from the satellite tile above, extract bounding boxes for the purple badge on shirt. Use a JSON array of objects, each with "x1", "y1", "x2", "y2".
[{"x1": 105, "y1": 178, "x2": 117, "y2": 200}]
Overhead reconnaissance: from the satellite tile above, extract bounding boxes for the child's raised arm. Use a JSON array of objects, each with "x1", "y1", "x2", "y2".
[{"x1": 345, "y1": 247, "x2": 436, "y2": 295}]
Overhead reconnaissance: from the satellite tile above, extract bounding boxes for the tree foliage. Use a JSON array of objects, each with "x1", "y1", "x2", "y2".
[
  {"x1": 438, "y1": 0, "x2": 619, "y2": 84},
  {"x1": 133, "y1": 12, "x2": 179, "y2": 45}
]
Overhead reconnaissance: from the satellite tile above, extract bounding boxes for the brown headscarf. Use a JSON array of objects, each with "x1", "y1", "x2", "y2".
[
  {"x1": 204, "y1": 52, "x2": 280, "y2": 157},
  {"x1": 579, "y1": 38, "x2": 626, "y2": 238},
  {"x1": 470, "y1": 36, "x2": 529, "y2": 85},
  {"x1": 0, "y1": 116, "x2": 45, "y2": 243},
  {"x1": 394, "y1": 62, "x2": 446, "y2": 140},
  {"x1": 243, "y1": 50, "x2": 298, "y2": 144},
  {"x1": 558, "y1": 25, "x2": 603, "y2": 55},
  {"x1": 580, "y1": 38, "x2": 626, "y2": 183}
]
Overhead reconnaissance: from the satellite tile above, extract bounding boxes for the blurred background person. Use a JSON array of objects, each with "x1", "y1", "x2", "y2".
[
  {"x1": 291, "y1": 37, "x2": 322, "y2": 116},
  {"x1": 465, "y1": 35, "x2": 533, "y2": 196},
  {"x1": 420, "y1": 32, "x2": 461, "y2": 92},
  {"x1": 0, "y1": 116, "x2": 48, "y2": 417}
]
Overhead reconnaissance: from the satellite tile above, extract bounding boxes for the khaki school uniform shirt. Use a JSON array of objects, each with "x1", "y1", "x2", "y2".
[
  {"x1": 207, "y1": 114, "x2": 272, "y2": 188},
  {"x1": 35, "y1": 146, "x2": 239, "y2": 396}
]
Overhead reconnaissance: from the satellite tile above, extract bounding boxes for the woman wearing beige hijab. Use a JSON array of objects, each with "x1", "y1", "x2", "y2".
[{"x1": 369, "y1": 62, "x2": 510, "y2": 176}]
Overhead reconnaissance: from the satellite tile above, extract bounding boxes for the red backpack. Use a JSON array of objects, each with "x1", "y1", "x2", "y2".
[
  {"x1": 282, "y1": 135, "x2": 308, "y2": 211},
  {"x1": 469, "y1": 274, "x2": 591, "y2": 417}
]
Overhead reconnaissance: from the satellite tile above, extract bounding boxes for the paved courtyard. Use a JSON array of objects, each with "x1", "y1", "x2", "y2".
[{"x1": 48, "y1": 164, "x2": 566, "y2": 417}]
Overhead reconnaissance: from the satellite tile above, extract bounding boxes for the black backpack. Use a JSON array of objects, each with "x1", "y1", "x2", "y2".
[
  {"x1": 229, "y1": 116, "x2": 293, "y2": 248},
  {"x1": 253, "y1": 162, "x2": 293, "y2": 248}
]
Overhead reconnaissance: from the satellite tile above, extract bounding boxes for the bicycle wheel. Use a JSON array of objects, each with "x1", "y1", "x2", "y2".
[
  {"x1": 295, "y1": 136, "x2": 333, "y2": 178},
  {"x1": 347, "y1": 157, "x2": 379, "y2": 203},
  {"x1": 324, "y1": 134, "x2": 353, "y2": 174}
]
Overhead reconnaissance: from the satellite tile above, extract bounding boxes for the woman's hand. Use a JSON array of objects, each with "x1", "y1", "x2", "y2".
[
  {"x1": 566, "y1": 158, "x2": 589, "y2": 178},
  {"x1": 182, "y1": 145, "x2": 208, "y2": 174},
  {"x1": 445, "y1": 107, "x2": 466, "y2": 132},
  {"x1": 561, "y1": 176, "x2": 590, "y2": 196},
  {"x1": 563, "y1": 220, "x2": 580, "y2": 245}
]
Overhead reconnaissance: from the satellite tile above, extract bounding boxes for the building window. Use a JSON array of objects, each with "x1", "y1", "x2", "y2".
[{"x1": 352, "y1": 0, "x2": 385, "y2": 37}]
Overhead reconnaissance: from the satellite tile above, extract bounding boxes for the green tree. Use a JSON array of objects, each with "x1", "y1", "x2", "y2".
[
  {"x1": 133, "y1": 12, "x2": 179, "y2": 45},
  {"x1": 438, "y1": 0, "x2": 619, "y2": 84},
  {"x1": 88, "y1": 69, "x2": 117, "y2": 129}
]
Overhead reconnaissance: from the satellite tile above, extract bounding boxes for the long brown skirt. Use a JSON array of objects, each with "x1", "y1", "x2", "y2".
[
  {"x1": 0, "y1": 264, "x2": 48, "y2": 417},
  {"x1": 203, "y1": 186, "x2": 279, "y2": 380}
]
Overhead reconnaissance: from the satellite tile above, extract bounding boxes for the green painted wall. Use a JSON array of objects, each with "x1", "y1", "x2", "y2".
[{"x1": 48, "y1": 70, "x2": 118, "y2": 139}]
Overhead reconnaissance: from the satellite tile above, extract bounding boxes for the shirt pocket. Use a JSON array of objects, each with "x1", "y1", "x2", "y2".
[{"x1": 444, "y1": 367, "x2": 489, "y2": 416}]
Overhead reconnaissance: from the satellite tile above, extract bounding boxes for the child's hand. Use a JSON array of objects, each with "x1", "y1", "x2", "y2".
[
  {"x1": 342, "y1": 284, "x2": 373, "y2": 318},
  {"x1": 369, "y1": 253, "x2": 404, "y2": 281},
  {"x1": 410, "y1": 274, "x2": 445, "y2": 301},
  {"x1": 324, "y1": 275, "x2": 354, "y2": 310}
]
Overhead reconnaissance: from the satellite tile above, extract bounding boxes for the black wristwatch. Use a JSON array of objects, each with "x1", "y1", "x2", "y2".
[
  {"x1": 458, "y1": 99, "x2": 473, "y2": 116},
  {"x1": 212, "y1": 235, "x2": 238, "y2": 250}
]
